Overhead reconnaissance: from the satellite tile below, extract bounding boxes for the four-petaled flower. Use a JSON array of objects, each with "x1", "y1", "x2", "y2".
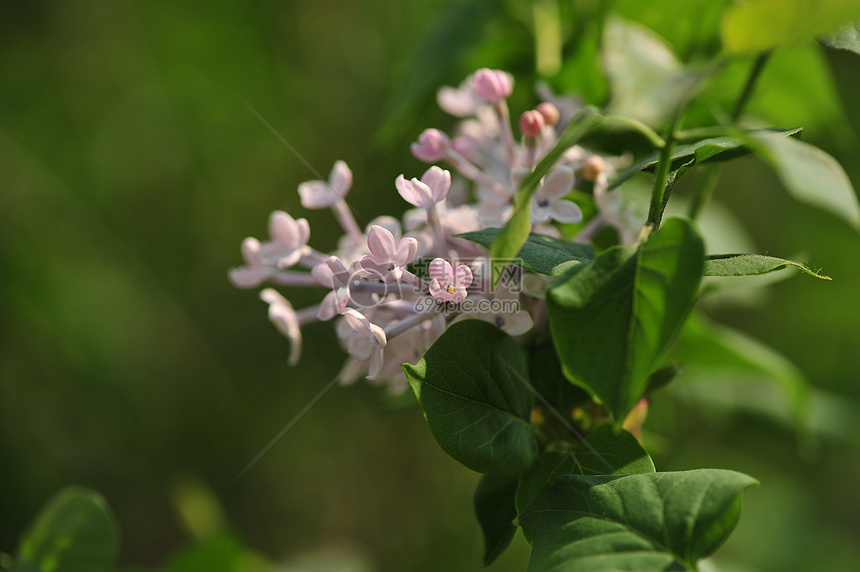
[
  {"x1": 529, "y1": 166, "x2": 583, "y2": 224},
  {"x1": 428, "y1": 258, "x2": 473, "y2": 303},
  {"x1": 395, "y1": 166, "x2": 451, "y2": 208},
  {"x1": 298, "y1": 160, "x2": 353, "y2": 209},
  {"x1": 312, "y1": 256, "x2": 351, "y2": 321},
  {"x1": 341, "y1": 309, "x2": 387, "y2": 380},
  {"x1": 260, "y1": 288, "x2": 302, "y2": 366},
  {"x1": 261, "y1": 210, "x2": 310, "y2": 268},
  {"x1": 359, "y1": 225, "x2": 418, "y2": 282}
]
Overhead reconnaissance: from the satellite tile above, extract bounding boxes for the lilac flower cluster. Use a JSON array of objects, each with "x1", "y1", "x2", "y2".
[{"x1": 231, "y1": 68, "x2": 633, "y2": 393}]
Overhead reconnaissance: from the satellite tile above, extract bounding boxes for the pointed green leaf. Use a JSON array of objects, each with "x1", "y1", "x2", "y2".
[
  {"x1": 610, "y1": 127, "x2": 802, "y2": 189},
  {"x1": 516, "y1": 424, "x2": 654, "y2": 516},
  {"x1": 474, "y1": 475, "x2": 519, "y2": 565},
  {"x1": 821, "y1": 20, "x2": 860, "y2": 54},
  {"x1": 489, "y1": 107, "x2": 602, "y2": 285},
  {"x1": 704, "y1": 253, "x2": 831, "y2": 279},
  {"x1": 16, "y1": 486, "x2": 118, "y2": 572},
  {"x1": 458, "y1": 228, "x2": 595, "y2": 277},
  {"x1": 721, "y1": 0, "x2": 860, "y2": 53},
  {"x1": 403, "y1": 320, "x2": 538, "y2": 476},
  {"x1": 547, "y1": 218, "x2": 705, "y2": 420},
  {"x1": 750, "y1": 131, "x2": 860, "y2": 230},
  {"x1": 519, "y1": 470, "x2": 758, "y2": 571}
]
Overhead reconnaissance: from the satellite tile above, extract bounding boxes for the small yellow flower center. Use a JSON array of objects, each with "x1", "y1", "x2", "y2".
[{"x1": 446, "y1": 284, "x2": 456, "y2": 294}]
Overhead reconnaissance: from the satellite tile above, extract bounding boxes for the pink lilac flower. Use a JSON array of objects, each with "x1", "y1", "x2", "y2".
[
  {"x1": 298, "y1": 160, "x2": 352, "y2": 209},
  {"x1": 428, "y1": 258, "x2": 473, "y2": 303},
  {"x1": 455, "y1": 285, "x2": 533, "y2": 336},
  {"x1": 359, "y1": 225, "x2": 418, "y2": 282},
  {"x1": 229, "y1": 237, "x2": 268, "y2": 289},
  {"x1": 261, "y1": 210, "x2": 310, "y2": 268},
  {"x1": 260, "y1": 288, "x2": 302, "y2": 365},
  {"x1": 529, "y1": 166, "x2": 583, "y2": 224},
  {"x1": 411, "y1": 129, "x2": 451, "y2": 163},
  {"x1": 395, "y1": 166, "x2": 452, "y2": 208},
  {"x1": 341, "y1": 309, "x2": 387, "y2": 380},
  {"x1": 437, "y1": 73, "x2": 483, "y2": 117},
  {"x1": 474, "y1": 68, "x2": 514, "y2": 103},
  {"x1": 312, "y1": 256, "x2": 351, "y2": 321}
]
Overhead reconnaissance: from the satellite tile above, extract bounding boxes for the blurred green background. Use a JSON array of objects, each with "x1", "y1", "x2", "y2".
[{"x1": 1, "y1": 1, "x2": 859, "y2": 571}]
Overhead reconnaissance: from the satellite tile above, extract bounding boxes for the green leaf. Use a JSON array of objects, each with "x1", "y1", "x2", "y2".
[
  {"x1": 668, "y1": 313, "x2": 812, "y2": 437},
  {"x1": 721, "y1": 0, "x2": 860, "y2": 53},
  {"x1": 749, "y1": 131, "x2": 860, "y2": 231},
  {"x1": 519, "y1": 470, "x2": 758, "y2": 571},
  {"x1": 821, "y1": 20, "x2": 860, "y2": 54},
  {"x1": 547, "y1": 218, "x2": 705, "y2": 421},
  {"x1": 458, "y1": 228, "x2": 595, "y2": 277},
  {"x1": 516, "y1": 424, "x2": 654, "y2": 516},
  {"x1": 474, "y1": 475, "x2": 519, "y2": 566},
  {"x1": 163, "y1": 531, "x2": 246, "y2": 572},
  {"x1": 16, "y1": 486, "x2": 118, "y2": 572},
  {"x1": 528, "y1": 339, "x2": 591, "y2": 416},
  {"x1": 704, "y1": 254, "x2": 831, "y2": 279},
  {"x1": 602, "y1": 17, "x2": 705, "y2": 125},
  {"x1": 609, "y1": 127, "x2": 802, "y2": 189},
  {"x1": 489, "y1": 106, "x2": 602, "y2": 286},
  {"x1": 403, "y1": 320, "x2": 538, "y2": 476}
]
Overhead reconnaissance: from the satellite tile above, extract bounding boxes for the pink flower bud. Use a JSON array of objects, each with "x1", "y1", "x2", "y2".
[
  {"x1": 411, "y1": 129, "x2": 451, "y2": 163},
  {"x1": 519, "y1": 110, "x2": 545, "y2": 138},
  {"x1": 536, "y1": 102, "x2": 560, "y2": 126},
  {"x1": 473, "y1": 68, "x2": 513, "y2": 103}
]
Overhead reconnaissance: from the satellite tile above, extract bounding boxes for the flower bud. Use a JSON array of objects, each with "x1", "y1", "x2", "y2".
[
  {"x1": 519, "y1": 110, "x2": 545, "y2": 138},
  {"x1": 410, "y1": 128, "x2": 451, "y2": 163},
  {"x1": 536, "y1": 102, "x2": 560, "y2": 126},
  {"x1": 582, "y1": 154, "x2": 605, "y2": 182},
  {"x1": 473, "y1": 68, "x2": 513, "y2": 103}
]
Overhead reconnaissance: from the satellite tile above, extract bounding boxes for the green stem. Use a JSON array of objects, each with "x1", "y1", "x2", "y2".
[
  {"x1": 646, "y1": 113, "x2": 682, "y2": 228},
  {"x1": 731, "y1": 51, "x2": 772, "y2": 123},
  {"x1": 600, "y1": 115, "x2": 666, "y2": 149}
]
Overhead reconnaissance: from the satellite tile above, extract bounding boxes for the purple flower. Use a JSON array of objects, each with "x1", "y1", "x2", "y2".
[
  {"x1": 411, "y1": 129, "x2": 451, "y2": 163},
  {"x1": 341, "y1": 309, "x2": 387, "y2": 380},
  {"x1": 437, "y1": 73, "x2": 484, "y2": 117},
  {"x1": 298, "y1": 160, "x2": 352, "y2": 209},
  {"x1": 261, "y1": 210, "x2": 310, "y2": 268},
  {"x1": 260, "y1": 288, "x2": 302, "y2": 365},
  {"x1": 474, "y1": 68, "x2": 513, "y2": 103},
  {"x1": 395, "y1": 166, "x2": 451, "y2": 208},
  {"x1": 359, "y1": 225, "x2": 418, "y2": 282},
  {"x1": 428, "y1": 258, "x2": 473, "y2": 303},
  {"x1": 529, "y1": 166, "x2": 583, "y2": 224},
  {"x1": 312, "y1": 256, "x2": 351, "y2": 321}
]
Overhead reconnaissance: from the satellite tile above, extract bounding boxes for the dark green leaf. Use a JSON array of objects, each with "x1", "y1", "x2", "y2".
[
  {"x1": 705, "y1": 253, "x2": 831, "y2": 279},
  {"x1": 573, "y1": 423, "x2": 655, "y2": 477},
  {"x1": 489, "y1": 107, "x2": 603, "y2": 286},
  {"x1": 516, "y1": 425, "x2": 654, "y2": 516},
  {"x1": 547, "y1": 218, "x2": 705, "y2": 420},
  {"x1": 721, "y1": 0, "x2": 860, "y2": 53},
  {"x1": 403, "y1": 320, "x2": 538, "y2": 476},
  {"x1": 16, "y1": 486, "x2": 118, "y2": 572},
  {"x1": 820, "y1": 20, "x2": 860, "y2": 54},
  {"x1": 528, "y1": 339, "x2": 591, "y2": 416},
  {"x1": 458, "y1": 229, "x2": 595, "y2": 277},
  {"x1": 519, "y1": 470, "x2": 758, "y2": 571},
  {"x1": 474, "y1": 475, "x2": 519, "y2": 565},
  {"x1": 610, "y1": 127, "x2": 802, "y2": 189}
]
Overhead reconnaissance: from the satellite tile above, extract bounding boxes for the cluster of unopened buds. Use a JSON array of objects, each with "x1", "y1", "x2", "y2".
[{"x1": 231, "y1": 68, "x2": 634, "y2": 393}]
